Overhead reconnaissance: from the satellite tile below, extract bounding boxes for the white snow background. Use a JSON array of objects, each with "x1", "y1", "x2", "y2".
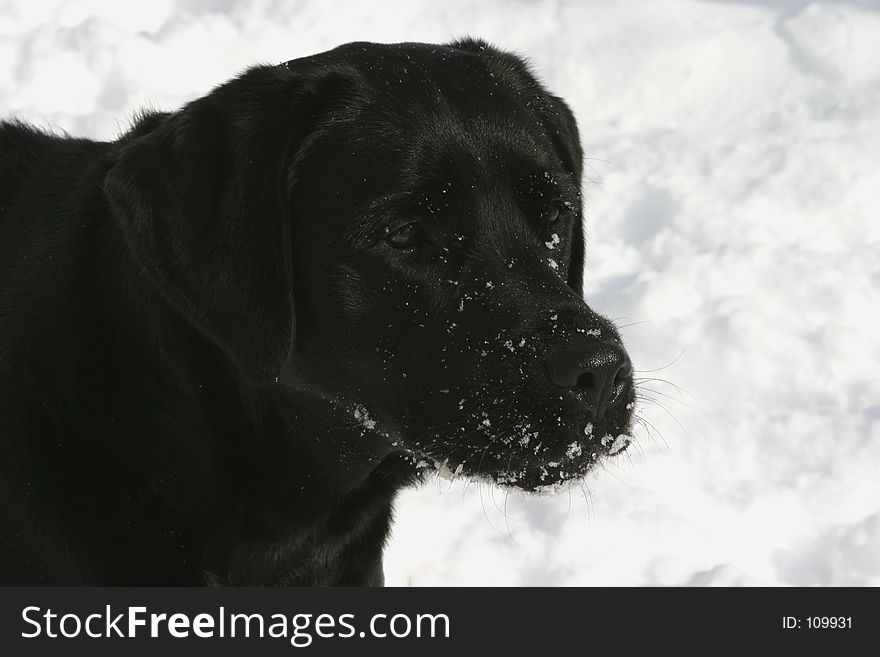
[{"x1": 2, "y1": 0, "x2": 878, "y2": 586}]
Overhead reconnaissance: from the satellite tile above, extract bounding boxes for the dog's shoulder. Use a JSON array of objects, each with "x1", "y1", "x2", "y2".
[
  {"x1": 0, "y1": 119, "x2": 107, "y2": 170},
  {"x1": 0, "y1": 120, "x2": 112, "y2": 223},
  {"x1": 0, "y1": 121, "x2": 59, "y2": 215}
]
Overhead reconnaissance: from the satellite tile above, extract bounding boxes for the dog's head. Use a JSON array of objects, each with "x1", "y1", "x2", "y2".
[{"x1": 105, "y1": 39, "x2": 634, "y2": 492}]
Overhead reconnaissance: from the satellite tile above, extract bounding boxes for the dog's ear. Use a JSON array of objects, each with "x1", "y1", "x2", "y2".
[{"x1": 104, "y1": 64, "x2": 338, "y2": 383}]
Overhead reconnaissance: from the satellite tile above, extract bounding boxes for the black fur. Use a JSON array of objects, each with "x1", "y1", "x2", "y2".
[{"x1": 0, "y1": 39, "x2": 633, "y2": 585}]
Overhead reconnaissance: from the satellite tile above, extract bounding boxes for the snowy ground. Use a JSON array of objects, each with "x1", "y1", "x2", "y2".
[{"x1": 2, "y1": 0, "x2": 878, "y2": 586}]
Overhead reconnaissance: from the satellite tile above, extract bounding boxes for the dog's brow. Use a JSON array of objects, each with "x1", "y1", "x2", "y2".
[{"x1": 345, "y1": 194, "x2": 414, "y2": 246}]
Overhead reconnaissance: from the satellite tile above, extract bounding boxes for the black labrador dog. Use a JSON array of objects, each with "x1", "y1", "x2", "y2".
[{"x1": 0, "y1": 39, "x2": 634, "y2": 585}]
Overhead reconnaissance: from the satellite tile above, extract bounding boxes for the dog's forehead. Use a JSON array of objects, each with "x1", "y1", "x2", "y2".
[
  {"x1": 331, "y1": 40, "x2": 514, "y2": 91},
  {"x1": 310, "y1": 42, "x2": 539, "y2": 135},
  {"x1": 344, "y1": 49, "x2": 561, "y2": 173},
  {"x1": 288, "y1": 42, "x2": 577, "y2": 240}
]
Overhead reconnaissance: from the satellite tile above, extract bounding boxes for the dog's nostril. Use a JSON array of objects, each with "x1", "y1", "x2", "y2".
[
  {"x1": 612, "y1": 362, "x2": 631, "y2": 389},
  {"x1": 610, "y1": 370, "x2": 629, "y2": 403},
  {"x1": 576, "y1": 371, "x2": 596, "y2": 392}
]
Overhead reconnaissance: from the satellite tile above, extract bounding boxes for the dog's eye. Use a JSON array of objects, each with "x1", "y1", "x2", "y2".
[
  {"x1": 385, "y1": 223, "x2": 422, "y2": 249},
  {"x1": 543, "y1": 202, "x2": 565, "y2": 226}
]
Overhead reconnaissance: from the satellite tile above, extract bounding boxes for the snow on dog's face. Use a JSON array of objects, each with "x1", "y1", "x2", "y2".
[{"x1": 284, "y1": 40, "x2": 635, "y2": 491}]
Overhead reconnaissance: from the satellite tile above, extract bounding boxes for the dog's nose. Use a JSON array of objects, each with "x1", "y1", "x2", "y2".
[{"x1": 545, "y1": 340, "x2": 631, "y2": 418}]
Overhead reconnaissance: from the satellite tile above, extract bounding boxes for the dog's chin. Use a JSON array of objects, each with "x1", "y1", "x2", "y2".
[{"x1": 409, "y1": 417, "x2": 635, "y2": 494}]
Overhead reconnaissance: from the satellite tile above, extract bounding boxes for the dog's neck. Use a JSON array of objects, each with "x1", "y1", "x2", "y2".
[
  {"x1": 199, "y1": 389, "x2": 417, "y2": 585},
  {"x1": 17, "y1": 201, "x2": 412, "y2": 584}
]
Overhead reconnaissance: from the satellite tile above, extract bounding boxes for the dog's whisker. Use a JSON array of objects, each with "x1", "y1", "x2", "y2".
[
  {"x1": 634, "y1": 397, "x2": 688, "y2": 437},
  {"x1": 630, "y1": 416, "x2": 657, "y2": 447},
  {"x1": 636, "y1": 386, "x2": 693, "y2": 409},
  {"x1": 627, "y1": 434, "x2": 648, "y2": 462},
  {"x1": 583, "y1": 155, "x2": 621, "y2": 168},
  {"x1": 478, "y1": 482, "x2": 508, "y2": 539},
  {"x1": 616, "y1": 320, "x2": 651, "y2": 330},
  {"x1": 498, "y1": 451, "x2": 521, "y2": 541},
  {"x1": 473, "y1": 427, "x2": 508, "y2": 480},
  {"x1": 633, "y1": 414, "x2": 671, "y2": 450},
  {"x1": 632, "y1": 417, "x2": 663, "y2": 452},
  {"x1": 633, "y1": 376, "x2": 699, "y2": 403},
  {"x1": 633, "y1": 345, "x2": 687, "y2": 374},
  {"x1": 579, "y1": 481, "x2": 594, "y2": 525},
  {"x1": 635, "y1": 396, "x2": 686, "y2": 433},
  {"x1": 581, "y1": 160, "x2": 606, "y2": 185},
  {"x1": 502, "y1": 490, "x2": 516, "y2": 542},
  {"x1": 596, "y1": 459, "x2": 632, "y2": 489}
]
